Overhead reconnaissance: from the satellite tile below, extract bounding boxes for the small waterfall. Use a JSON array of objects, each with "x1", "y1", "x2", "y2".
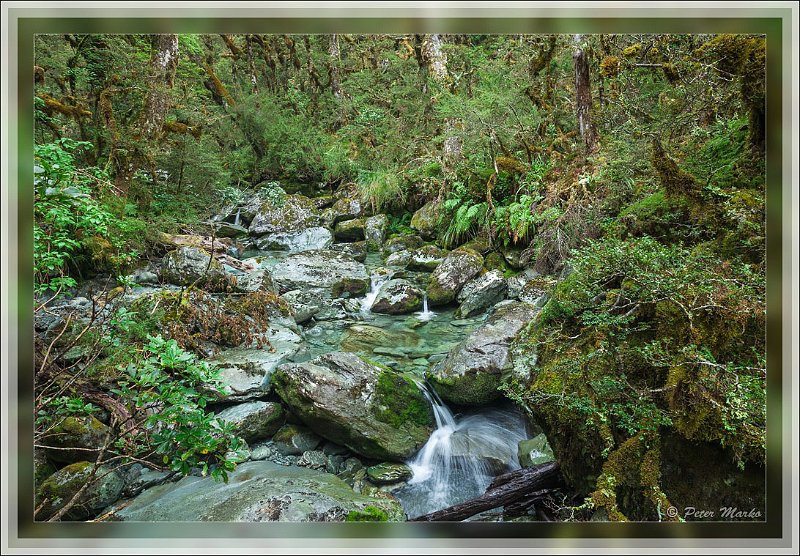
[
  {"x1": 396, "y1": 382, "x2": 528, "y2": 519},
  {"x1": 233, "y1": 207, "x2": 241, "y2": 227},
  {"x1": 360, "y1": 272, "x2": 388, "y2": 313},
  {"x1": 415, "y1": 292, "x2": 436, "y2": 321}
]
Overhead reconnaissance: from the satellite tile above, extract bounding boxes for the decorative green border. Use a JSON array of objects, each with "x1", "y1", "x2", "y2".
[{"x1": 5, "y1": 7, "x2": 793, "y2": 551}]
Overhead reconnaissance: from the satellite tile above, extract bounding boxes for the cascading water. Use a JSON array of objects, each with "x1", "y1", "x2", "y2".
[
  {"x1": 395, "y1": 382, "x2": 529, "y2": 519},
  {"x1": 361, "y1": 272, "x2": 388, "y2": 313},
  {"x1": 415, "y1": 292, "x2": 436, "y2": 321},
  {"x1": 233, "y1": 207, "x2": 241, "y2": 227}
]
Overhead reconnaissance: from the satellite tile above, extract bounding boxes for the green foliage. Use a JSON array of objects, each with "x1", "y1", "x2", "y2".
[
  {"x1": 356, "y1": 168, "x2": 406, "y2": 212},
  {"x1": 111, "y1": 334, "x2": 246, "y2": 481}
]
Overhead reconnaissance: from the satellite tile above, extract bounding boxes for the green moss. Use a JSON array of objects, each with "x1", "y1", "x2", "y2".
[
  {"x1": 332, "y1": 278, "x2": 368, "y2": 298},
  {"x1": 345, "y1": 505, "x2": 389, "y2": 522},
  {"x1": 372, "y1": 370, "x2": 433, "y2": 429},
  {"x1": 428, "y1": 371, "x2": 502, "y2": 407}
]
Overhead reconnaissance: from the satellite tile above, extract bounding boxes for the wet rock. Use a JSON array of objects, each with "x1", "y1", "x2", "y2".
[
  {"x1": 385, "y1": 249, "x2": 412, "y2": 268},
  {"x1": 383, "y1": 234, "x2": 424, "y2": 255},
  {"x1": 426, "y1": 248, "x2": 484, "y2": 306},
  {"x1": 43, "y1": 415, "x2": 112, "y2": 465},
  {"x1": 366, "y1": 463, "x2": 413, "y2": 485},
  {"x1": 271, "y1": 250, "x2": 369, "y2": 297},
  {"x1": 518, "y1": 280, "x2": 548, "y2": 307},
  {"x1": 340, "y1": 324, "x2": 420, "y2": 353},
  {"x1": 213, "y1": 221, "x2": 249, "y2": 239},
  {"x1": 365, "y1": 214, "x2": 389, "y2": 250},
  {"x1": 298, "y1": 450, "x2": 328, "y2": 470},
  {"x1": 232, "y1": 268, "x2": 276, "y2": 294},
  {"x1": 370, "y1": 279, "x2": 423, "y2": 315},
  {"x1": 410, "y1": 201, "x2": 440, "y2": 240},
  {"x1": 427, "y1": 302, "x2": 538, "y2": 405},
  {"x1": 217, "y1": 401, "x2": 285, "y2": 443},
  {"x1": 281, "y1": 288, "x2": 325, "y2": 324},
  {"x1": 121, "y1": 464, "x2": 174, "y2": 498},
  {"x1": 407, "y1": 245, "x2": 448, "y2": 272},
  {"x1": 329, "y1": 195, "x2": 367, "y2": 225},
  {"x1": 128, "y1": 268, "x2": 160, "y2": 285},
  {"x1": 330, "y1": 240, "x2": 367, "y2": 263},
  {"x1": 105, "y1": 460, "x2": 405, "y2": 522},
  {"x1": 455, "y1": 270, "x2": 508, "y2": 318},
  {"x1": 518, "y1": 434, "x2": 555, "y2": 467},
  {"x1": 272, "y1": 352, "x2": 434, "y2": 460},
  {"x1": 254, "y1": 227, "x2": 333, "y2": 252},
  {"x1": 36, "y1": 461, "x2": 125, "y2": 520}
]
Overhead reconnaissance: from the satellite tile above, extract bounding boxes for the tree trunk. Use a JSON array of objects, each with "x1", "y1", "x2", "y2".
[
  {"x1": 411, "y1": 462, "x2": 561, "y2": 522},
  {"x1": 573, "y1": 35, "x2": 597, "y2": 153},
  {"x1": 142, "y1": 34, "x2": 179, "y2": 138},
  {"x1": 328, "y1": 34, "x2": 343, "y2": 100}
]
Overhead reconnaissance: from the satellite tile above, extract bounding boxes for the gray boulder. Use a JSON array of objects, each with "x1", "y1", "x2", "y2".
[
  {"x1": 455, "y1": 269, "x2": 508, "y2": 318},
  {"x1": 254, "y1": 227, "x2": 333, "y2": 252},
  {"x1": 407, "y1": 245, "x2": 447, "y2": 272},
  {"x1": 213, "y1": 221, "x2": 249, "y2": 239},
  {"x1": 273, "y1": 424, "x2": 323, "y2": 455},
  {"x1": 271, "y1": 250, "x2": 369, "y2": 297},
  {"x1": 249, "y1": 194, "x2": 324, "y2": 236},
  {"x1": 233, "y1": 268, "x2": 276, "y2": 294},
  {"x1": 426, "y1": 248, "x2": 484, "y2": 306},
  {"x1": 330, "y1": 240, "x2": 367, "y2": 263},
  {"x1": 370, "y1": 279, "x2": 423, "y2": 315},
  {"x1": 43, "y1": 415, "x2": 112, "y2": 464},
  {"x1": 427, "y1": 302, "x2": 538, "y2": 405},
  {"x1": 365, "y1": 214, "x2": 389, "y2": 250},
  {"x1": 216, "y1": 401, "x2": 285, "y2": 443},
  {"x1": 334, "y1": 218, "x2": 366, "y2": 242},
  {"x1": 272, "y1": 352, "x2": 434, "y2": 460},
  {"x1": 36, "y1": 461, "x2": 125, "y2": 520},
  {"x1": 410, "y1": 201, "x2": 440, "y2": 240},
  {"x1": 160, "y1": 246, "x2": 231, "y2": 292},
  {"x1": 518, "y1": 434, "x2": 556, "y2": 468},
  {"x1": 383, "y1": 235, "x2": 424, "y2": 255},
  {"x1": 105, "y1": 460, "x2": 404, "y2": 522}
]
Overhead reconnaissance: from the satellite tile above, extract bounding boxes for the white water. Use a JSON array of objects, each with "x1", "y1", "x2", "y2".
[
  {"x1": 415, "y1": 292, "x2": 436, "y2": 321},
  {"x1": 396, "y1": 382, "x2": 529, "y2": 518},
  {"x1": 360, "y1": 272, "x2": 388, "y2": 313},
  {"x1": 233, "y1": 207, "x2": 241, "y2": 227}
]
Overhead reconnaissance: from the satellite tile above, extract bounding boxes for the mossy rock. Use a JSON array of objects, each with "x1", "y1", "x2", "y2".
[
  {"x1": 383, "y1": 234, "x2": 425, "y2": 255},
  {"x1": 332, "y1": 277, "x2": 369, "y2": 298},
  {"x1": 160, "y1": 246, "x2": 231, "y2": 292},
  {"x1": 426, "y1": 248, "x2": 484, "y2": 307},
  {"x1": 272, "y1": 424, "x2": 323, "y2": 456},
  {"x1": 410, "y1": 201, "x2": 440, "y2": 240},
  {"x1": 44, "y1": 415, "x2": 112, "y2": 464},
  {"x1": 616, "y1": 191, "x2": 693, "y2": 241},
  {"x1": 36, "y1": 461, "x2": 124, "y2": 521},
  {"x1": 216, "y1": 401, "x2": 285, "y2": 444},
  {"x1": 334, "y1": 218, "x2": 366, "y2": 242},
  {"x1": 366, "y1": 463, "x2": 412, "y2": 485}
]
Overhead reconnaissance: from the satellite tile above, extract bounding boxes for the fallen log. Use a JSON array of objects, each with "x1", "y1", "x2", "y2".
[{"x1": 411, "y1": 461, "x2": 561, "y2": 522}]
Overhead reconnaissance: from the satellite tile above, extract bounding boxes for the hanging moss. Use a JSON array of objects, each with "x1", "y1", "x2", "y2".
[{"x1": 600, "y1": 56, "x2": 621, "y2": 78}]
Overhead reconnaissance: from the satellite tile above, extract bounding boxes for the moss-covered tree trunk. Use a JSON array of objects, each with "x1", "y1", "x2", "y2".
[
  {"x1": 573, "y1": 35, "x2": 597, "y2": 153},
  {"x1": 142, "y1": 34, "x2": 179, "y2": 138}
]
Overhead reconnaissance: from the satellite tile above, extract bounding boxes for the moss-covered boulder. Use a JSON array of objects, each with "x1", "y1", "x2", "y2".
[
  {"x1": 271, "y1": 250, "x2": 369, "y2": 297},
  {"x1": 36, "y1": 461, "x2": 124, "y2": 520},
  {"x1": 383, "y1": 234, "x2": 424, "y2": 255},
  {"x1": 407, "y1": 245, "x2": 448, "y2": 272},
  {"x1": 105, "y1": 460, "x2": 404, "y2": 522},
  {"x1": 455, "y1": 269, "x2": 507, "y2": 318},
  {"x1": 334, "y1": 218, "x2": 366, "y2": 242},
  {"x1": 248, "y1": 194, "x2": 324, "y2": 236},
  {"x1": 364, "y1": 214, "x2": 389, "y2": 250},
  {"x1": 370, "y1": 279, "x2": 423, "y2": 315},
  {"x1": 518, "y1": 434, "x2": 555, "y2": 467},
  {"x1": 366, "y1": 463, "x2": 413, "y2": 485},
  {"x1": 43, "y1": 415, "x2": 112, "y2": 464},
  {"x1": 254, "y1": 226, "x2": 333, "y2": 252},
  {"x1": 232, "y1": 268, "x2": 277, "y2": 294},
  {"x1": 410, "y1": 201, "x2": 440, "y2": 240},
  {"x1": 216, "y1": 401, "x2": 285, "y2": 443},
  {"x1": 272, "y1": 352, "x2": 434, "y2": 460},
  {"x1": 428, "y1": 302, "x2": 538, "y2": 406},
  {"x1": 272, "y1": 424, "x2": 323, "y2": 455},
  {"x1": 330, "y1": 240, "x2": 368, "y2": 263},
  {"x1": 160, "y1": 246, "x2": 231, "y2": 292},
  {"x1": 426, "y1": 248, "x2": 484, "y2": 306}
]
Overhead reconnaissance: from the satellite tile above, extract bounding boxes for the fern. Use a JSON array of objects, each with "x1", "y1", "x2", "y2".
[{"x1": 442, "y1": 201, "x2": 488, "y2": 248}]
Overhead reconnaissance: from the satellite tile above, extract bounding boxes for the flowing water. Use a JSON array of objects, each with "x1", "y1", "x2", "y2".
[
  {"x1": 233, "y1": 207, "x2": 241, "y2": 227},
  {"x1": 361, "y1": 272, "x2": 389, "y2": 313},
  {"x1": 415, "y1": 292, "x2": 436, "y2": 321}
]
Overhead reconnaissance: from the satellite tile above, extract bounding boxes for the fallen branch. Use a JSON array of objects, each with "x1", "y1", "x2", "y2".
[{"x1": 411, "y1": 461, "x2": 561, "y2": 522}]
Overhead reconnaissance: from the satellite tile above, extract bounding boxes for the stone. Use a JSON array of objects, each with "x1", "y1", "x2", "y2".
[
  {"x1": 364, "y1": 214, "x2": 389, "y2": 250},
  {"x1": 330, "y1": 240, "x2": 368, "y2": 263},
  {"x1": 43, "y1": 415, "x2": 112, "y2": 465},
  {"x1": 518, "y1": 434, "x2": 556, "y2": 468},
  {"x1": 370, "y1": 279, "x2": 423, "y2": 315},
  {"x1": 217, "y1": 401, "x2": 285, "y2": 443},
  {"x1": 385, "y1": 249, "x2": 412, "y2": 268},
  {"x1": 271, "y1": 250, "x2": 369, "y2": 297},
  {"x1": 272, "y1": 352, "x2": 434, "y2": 460},
  {"x1": 383, "y1": 234, "x2": 424, "y2": 255},
  {"x1": 407, "y1": 245, "x2": 448, "y2": 272},
  {"x1": 410, "y1": 201, "x2": 440, "y2": 240},
  {"x1": 455, "y1": 269, "x2": 508, "y2": 318},
  {"x1": 249, "y1": 194, "x2": 324, "y2": 236},
  {"x1": 213, "y1": 221, "x2": 249, "y2": 238},
  {"x1": 334, "y1": 218, "x2": 366, "y2": 242},
  {"x1": 232, "y1": 268, "x2": 276, "y2": 294},
  {"x1": 426, "y1": 248, "x2": 484, "y2": 306},
  {"x1": 105, "y1": 460, "x2": 405, "y2": 522},
  {"x1": 160, "y1": 246, "x2": 231, "y2": 292},
  {"x1": 254, "y1": 227, "x2": 333, "y2": 252},
  {"x1": 330, "y1": 196, "x2": 366, "y2": 225},
  {"x1": 298, "y1": 450, "x2": 328, "y2": 470},
  {"x1": 427, "y1": 302, "x2": 538, "y2": 406},
  {"x1": 272, "y1": 424, "x2": 323, "y2": 456},
  {"x1": 36, "y1": 461, "x2": 125, "y2": 520},
  {"x1": 121, "y1": 464, "x2": 174, "y2": 498},
  {"x1": 366, "y1": 463, "x2": 413, "y2": 485},
  {"x1": 340, "y1": 324, "x2": 420, "y2": 353}
]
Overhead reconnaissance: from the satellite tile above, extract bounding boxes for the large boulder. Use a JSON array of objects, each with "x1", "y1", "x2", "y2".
[
  {"x1": 410, "y1": 201, "x2": 440, "y2": 240},
  {"x1": 271, "y1": 250, "x2": 369, "y2": 297},
  {"x1": 383, "y1": 235, "x2": 424, "y2": 255},
  {"x1": 280, "y1": 289, "x2": 325, "y2": 324},
  {"x1": 407, "y1": 245, "x2": 447, "y2": 272},
  {"x1": 212, "y1": 221, "x2": 249, "y2": 239},
  {"x1": 340, "y1": 324, "x2": 420, "y2": 353},
  {"x1": 43, "y1": 415, "x2": 112, "y2": 464},
  {"x1": 272, "y1": 352, "x2": 434, "y2": 460},
  {"x1": 216, "y1": 401, "x2": 285, "y2": 443},
  {"x1": 160, "y1": 246, "x2": 231, "y2": 292},
  {"x1": 272, "y1": 424, "x2": 323, "y2": 456},
  {"x1": 334, "y1": 218, "x2": 365, "y2": 242},
  {"x1": 208, "y1": 325, "x2": 303, "y2": 401},
  {"x1": 249, "y1": 194, "x2": 324, "y2": 236},
  {"x1": 254, "y1": 227, "x2": 333, "y2": 252},
  {"x1": 36, "y1": 461, "x2": 125, "y2": 520},
  {"x1": 426, "y1": 248, "x2": 484, "y2": 306},
  {"x1": 232, "y1": 268, "x2": 276, "y2": 294},
  {"x1": 455, "y1": 269, "x2": 508, "y2": 318},
  {"x1": 105, "y1": 460, "x2": 404, "y2": 522},
  {"x1": 330, "y1": 240, "x2": 368, "y2": 263},
  {"x1": 329, "y1": 195, "x2": 367, "y2": 225},
  {"x1": 365, "y1": 214, "x2": 389, "y2": 250},
  {"x1": 427, "y1": 302, "x2": 538, "y2": 405},
  {"x1": 370, "y1": 279, "x2": 423, "y2": 315}
]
